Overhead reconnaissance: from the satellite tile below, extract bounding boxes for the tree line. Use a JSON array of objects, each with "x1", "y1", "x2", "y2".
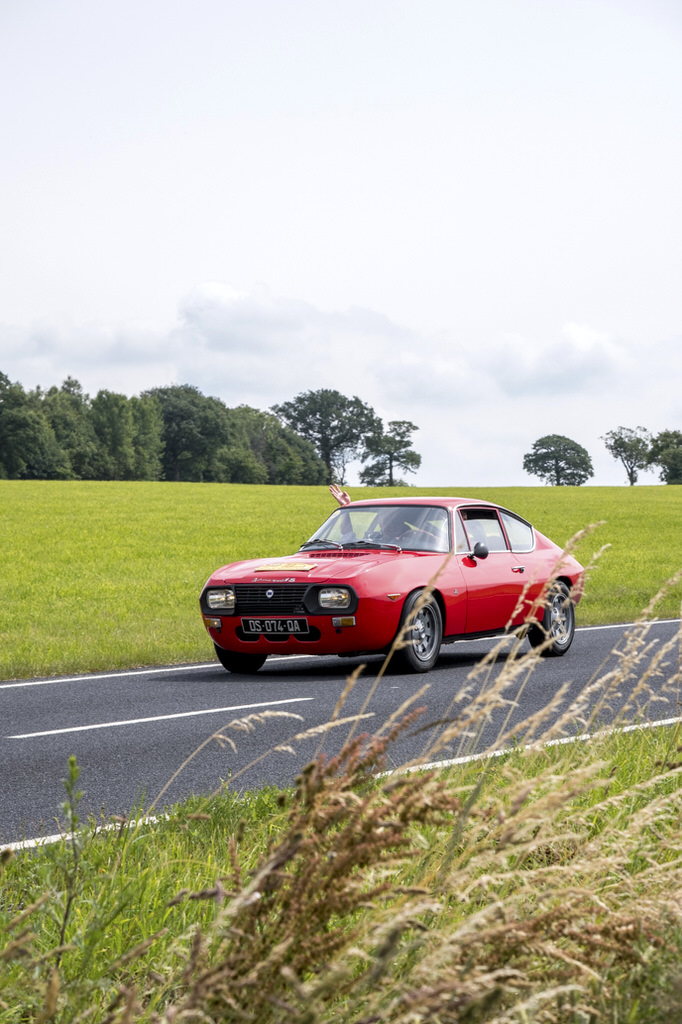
[
  {"x1": 0, "y1": 374, "x2": 421, "y2": 486},
  {"x1": 523, "y1": 427, "x2": 682, "y2": 485}
]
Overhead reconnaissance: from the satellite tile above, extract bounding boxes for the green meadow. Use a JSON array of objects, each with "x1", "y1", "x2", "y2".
[{"x1": 1, "y1": 481, "x2": 681, "y2": 681}]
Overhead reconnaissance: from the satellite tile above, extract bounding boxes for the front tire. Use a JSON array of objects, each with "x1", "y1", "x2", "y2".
[
  {"x1": 214, "y1": 644, "x2": 268, "y2": 674},
  {"x1": 527, "y1": 581, "x2": 575, "y2": 657},
  {"x1": 394, "y1": 590, "x2": 443, "y2": 673}
]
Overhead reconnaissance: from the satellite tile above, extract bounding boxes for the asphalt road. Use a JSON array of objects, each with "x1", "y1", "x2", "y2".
[{"x1": 2, "y1": 620, "x2": 681, "y2": 847}]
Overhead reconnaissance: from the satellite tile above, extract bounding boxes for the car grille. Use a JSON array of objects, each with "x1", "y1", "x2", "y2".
[{"x1": 234, "y1": 584, "x2": 308, "y2": 615}]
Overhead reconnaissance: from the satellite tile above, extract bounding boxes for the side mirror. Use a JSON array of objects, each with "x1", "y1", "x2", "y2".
[{"x1": 472, "y1": 541, "x2": 489, "y2": 560}]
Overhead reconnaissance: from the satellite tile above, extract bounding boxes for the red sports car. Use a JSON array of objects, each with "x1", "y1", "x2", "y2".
[{"x1": 200, "y1": 497, "x2": 584, "y2": 674}]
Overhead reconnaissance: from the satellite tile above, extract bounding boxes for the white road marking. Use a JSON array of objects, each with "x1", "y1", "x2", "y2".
[
  {"x1": 7, "y1": 696, "x2": 315, "y2": 740},
  {"x1": 395, "y1": 714, "x2": 682, "y2": 774},
  {"x1": 0, "y1": 657, "x2": 300, "y2": 691},
  {"x1": 2, "y1": 814, "x2": 166, "y2": 853}
]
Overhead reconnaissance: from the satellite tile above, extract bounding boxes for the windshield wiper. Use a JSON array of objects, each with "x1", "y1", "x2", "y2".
[
  {"x1": 299, "y1": 539, "x2": 343, "y2": 550},
  {"x1": 342, "y1": 541, "x2": 401, "y2": 552}
]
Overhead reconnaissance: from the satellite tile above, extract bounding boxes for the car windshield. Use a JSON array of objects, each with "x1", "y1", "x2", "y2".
[{"x1": 301, "y1": 504, "x2": 450, "y2": 553}]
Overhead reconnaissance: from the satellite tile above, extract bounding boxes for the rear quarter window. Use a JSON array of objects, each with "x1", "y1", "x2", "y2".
[{"x1": 500, "y1": 511, "x2": 534, "y2": 552}]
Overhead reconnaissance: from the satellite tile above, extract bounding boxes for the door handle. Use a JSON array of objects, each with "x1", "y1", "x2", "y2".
[{"x1": 511, "y1": 565, "x2": 525, "y2": 574}]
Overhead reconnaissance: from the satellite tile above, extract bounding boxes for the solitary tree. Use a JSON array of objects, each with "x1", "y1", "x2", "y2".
[
  {"x1": 359, "y1": 420, "x2": 421, "y2": 486},
  {"x1": 648, "y1": 429, "x2": 682, "y2": 484},
  {"x1": 601, "y1": 426, "x2": 651, "y2": 485},
  {"x1": 272, "y1": 389, "x2": 380, "y2": 483},
  {"x1": 523, "y1": 434, "x2": 594, "y2": 486}
]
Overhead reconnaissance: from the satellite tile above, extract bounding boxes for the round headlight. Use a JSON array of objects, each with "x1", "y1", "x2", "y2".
[
  {"x1": 206, "y1": 588, "x2": 236, "y2": 612},
  {"x1": 318, "y1": 587, "x2": 352, "y2": 609}
]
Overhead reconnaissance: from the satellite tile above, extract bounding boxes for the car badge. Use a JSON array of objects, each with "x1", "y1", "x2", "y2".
[{"x1": 266, "y1": 589, "x2": 274, "y2": 599}]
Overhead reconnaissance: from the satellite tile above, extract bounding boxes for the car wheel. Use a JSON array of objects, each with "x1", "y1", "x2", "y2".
[
  {"x1": 214, "y1": 644, "x2": 268, "y2": 674},
  {"x1": 527, "y1": 581, "x2": 575, "y2": 657},
  {"x1": 394, "y1": 590, "x2": 443, "y2": 673}
]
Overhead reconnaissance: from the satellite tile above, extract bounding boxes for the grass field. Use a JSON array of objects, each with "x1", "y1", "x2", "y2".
[{"x1": 1, "y1": 481, "x2": 681, "y2": 681}]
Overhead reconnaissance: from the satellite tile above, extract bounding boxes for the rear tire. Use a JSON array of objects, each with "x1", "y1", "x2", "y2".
[
  {"x1": 214, "y1": 644, "x2": 267, "y2": 674},
  {"x1": 527, "y1": 581, "x2": 575, "y2": 657},
  {"x1": 394, "y1": 590, "x2": 443, "y2": 673}
]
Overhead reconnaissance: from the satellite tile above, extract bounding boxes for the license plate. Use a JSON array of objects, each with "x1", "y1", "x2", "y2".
[{"x1": 241, "y1": 617, "x2": 309, "y2": 636}]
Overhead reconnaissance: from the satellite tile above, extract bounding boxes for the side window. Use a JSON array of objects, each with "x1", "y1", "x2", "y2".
[
  {"x1": 500, "y1": 511, "x2": 534, "y2": 552},
  {"x1": 460, "y1": 508, "x2": 508, "y2": 552}
]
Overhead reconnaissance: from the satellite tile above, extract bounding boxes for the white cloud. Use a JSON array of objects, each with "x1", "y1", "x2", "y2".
[
  {"x1": 169, "y1": 283, "x2": 421, "y2": 409},
  {"x1": 482, "y1": 324, "x2": 629, "y2": 398},
  {"x1": 1, "y1": 317, "x2": 177, "y2": 397}
]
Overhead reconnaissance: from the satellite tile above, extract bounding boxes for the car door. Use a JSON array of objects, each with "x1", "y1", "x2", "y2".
[{"x1": 457, "y1": 507, "x2": 528, "y2": 633}]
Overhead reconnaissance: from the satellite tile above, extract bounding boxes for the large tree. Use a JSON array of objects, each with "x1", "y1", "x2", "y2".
[
  {"x1": 601, "y1": 426, "x2": 652, "y2": 485},
  {"x1": 523, "y1": 434, "x2": 594, "y2": 486},
  {"x1": 146, "y1": 384, "x2": 232, "y2": 481},
  {"x1": 648, "y1": 429, "x2": 682, "y2": 484},
  {"x1": 359, "y1": 420, "x2": 421, "y2": 486},
  {"x1": 272, "y1": 389, "x2": 380, "y2": 483}
]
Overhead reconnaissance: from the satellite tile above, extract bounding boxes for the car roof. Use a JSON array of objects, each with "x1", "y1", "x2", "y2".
[{"x1": 344, "y1": 496, "x2": 499, "y2": 510}]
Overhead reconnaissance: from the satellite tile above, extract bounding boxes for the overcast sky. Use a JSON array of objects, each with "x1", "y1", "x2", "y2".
[{"x1": 1, "y1": 0, "x2": 681, "y2": 486}]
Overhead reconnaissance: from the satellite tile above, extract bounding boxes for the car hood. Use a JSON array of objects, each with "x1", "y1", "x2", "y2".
[{"x1": 206, "y1": 550, "x2": 425, "y2": 585}]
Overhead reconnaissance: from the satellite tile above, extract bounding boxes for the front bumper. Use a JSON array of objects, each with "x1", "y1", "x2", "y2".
[{"x1": 202, "y1": 608, "x2": 398, "y2": 657}]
